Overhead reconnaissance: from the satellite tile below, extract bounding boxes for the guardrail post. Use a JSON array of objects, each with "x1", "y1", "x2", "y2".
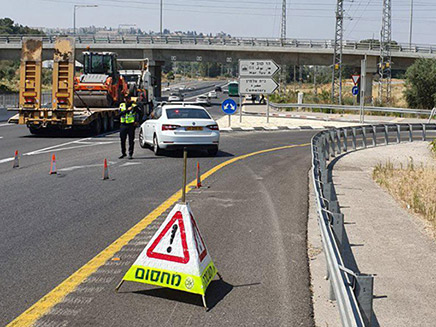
[
  {"x1": 331, "y1": 212, "x2": 345, "y2": 250},
  {"x1": 362, "y1": 127, "x2": 367, "y2": 148},
  {"x1": 397, "y1": 125, "x2": 401, "y2": 143},
  {"x1": 330, "y1": 131, "x2": 336, "y2": 157},
  {"x1": 372, "y1": 126, "x2": 377, "y2": 146},
  {"x1": 329, "y1": 200, "x2": 339, "y2": 214},
  {"x1": 355, "y1": 274, "x2": 374, "y2": 327},
  {"x1": 422, "y1": 124, "x2": 426, "y2": 141},
  {"x1": 322, "y1": 182, "x2": 333, "y2": 200},
  {"x1": 323, "y1": 135, "x2": 330, "y2": 159},
  {"x1": 384, "y1": 125, "x2": 389, "y2": 145},
  {"x1": 336, "y1": 129, "x2": 342, "y2": 154},
  {"x1": 409, "y1": 124, "x2": 413, "y2": 142},
  {"x1": 343, "y1": 129, "x2": 348, "y2": 152},
  {"x1": 352, "y1": 127, "x2": 357, "y2": 150}
]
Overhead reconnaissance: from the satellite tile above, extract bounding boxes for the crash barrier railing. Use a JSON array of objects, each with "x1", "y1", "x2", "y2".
[
  {"x1": 271, "y1": 102, "x2": 435, "y2": 121},
  {"x1": 1, "y1": 35, "x2": 436, "y2": 55},
  {"x1": 0, "y1": 92, "x2": 52, "y2": 109},
  {"x1": 311, "y1": 123, "x2": 436, "y2": 327}
]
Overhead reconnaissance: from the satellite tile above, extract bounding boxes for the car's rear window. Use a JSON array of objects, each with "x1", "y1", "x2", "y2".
[{"x1": 166, "y1": 108, "x2": 211, "y2": 119}]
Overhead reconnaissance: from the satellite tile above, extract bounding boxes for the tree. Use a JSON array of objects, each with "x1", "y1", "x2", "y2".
[
  {"x1": 0, "y1": 17, "x2": 44, "y2": 35},
  {"x1": 404, "y1": 58, "x2": 436, "y2": 109}
]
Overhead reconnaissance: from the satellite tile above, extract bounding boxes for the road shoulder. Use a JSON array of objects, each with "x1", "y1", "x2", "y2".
[
  {"x1": 332, "y1": 142, "x2": 436, "y2": 327},
  {"x1": 307, "y1": 172, "x2": 341, "y2": 327}
]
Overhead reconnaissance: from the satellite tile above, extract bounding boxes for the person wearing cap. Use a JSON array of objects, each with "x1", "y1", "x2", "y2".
[{"x1": 119, "y1": 97, "x2": 140, "y2": 159}]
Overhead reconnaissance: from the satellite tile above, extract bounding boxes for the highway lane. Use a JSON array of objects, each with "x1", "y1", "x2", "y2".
[
  {"x1": 30, "y1": 138, "x2": 313, "y2": 327},
  {"x1": 1, "y1": 130, "x2": 314, "y2": 326}
]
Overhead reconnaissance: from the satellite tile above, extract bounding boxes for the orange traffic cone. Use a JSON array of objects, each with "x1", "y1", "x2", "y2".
[
  {"x1": 49, "y1": 154, "x2": 57, "y2": 175},
  {"x1": 102, "y1": 158, "x2": 109, "y2": 180},
  {"x1": 13, "y1": 150, "x2": 19, "y2": 168},
  {"x1": 196, "y1": 161, "x2": 202, "y2": 188}
]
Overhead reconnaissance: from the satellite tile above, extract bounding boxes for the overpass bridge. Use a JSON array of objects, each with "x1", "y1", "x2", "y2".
[{"x1": 2, "y1": 35, "x2": 435, "y2": 96}]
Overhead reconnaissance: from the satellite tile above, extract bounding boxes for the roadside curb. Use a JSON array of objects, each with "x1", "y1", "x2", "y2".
[
  {"x1": 219, "y1": 125, "x2": 326, "y2": 132},
  {"x1": 242, "y1": 109, "x2": 374, "y2": 124}
]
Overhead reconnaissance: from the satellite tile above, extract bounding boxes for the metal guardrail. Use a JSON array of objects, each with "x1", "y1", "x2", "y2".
[
  {"x1": 271, "y1": 102, "x2": 434, "y2": 117},
  {"x1": 0, "y1": 93, "x2": 52, "y2": 109},
  {"x1": 311, "y1": 123, "x2": 436, "y2": 326},
  {"x1": 1, "y1": 35, "x2": 436, "y2": 55}
]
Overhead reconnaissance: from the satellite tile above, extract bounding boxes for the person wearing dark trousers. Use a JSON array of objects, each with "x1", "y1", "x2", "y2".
[{"x1": 119, "y1": 98, "x2": 140, "y2": 159}]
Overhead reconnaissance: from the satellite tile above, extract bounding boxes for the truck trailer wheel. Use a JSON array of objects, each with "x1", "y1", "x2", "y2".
[
  {"x1": 108, "y1": 116, "x2": 114, "y2": 131},
  {"x1": 102, "y1": 115, "x2": 109, "y2": 132},
  {"x1": 91, "y1": 116, "x2": 102, "y2": 135},
  {"x1": 29, "y1": 127, "x2": 42, "y2": 135}
]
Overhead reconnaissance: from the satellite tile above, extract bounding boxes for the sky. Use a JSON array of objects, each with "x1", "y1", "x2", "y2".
[{"x1": 2, "y1": 0, "x2": 436, "y2": 45}]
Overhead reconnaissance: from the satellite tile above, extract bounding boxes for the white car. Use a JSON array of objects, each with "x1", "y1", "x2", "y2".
[
  {"x1": 208, "y1": 91, "x2": 217, "y2": 98},
  {"x1": 139, "y1": 105, "x2": 220, "y2": 156},
  {"x1": 163, "y1": 87, "x2": 171, "y2": 92},
  {"x1": 168, "y1": 92, "x2": 184, "y2": 102},
  {"x1": 196, "y1": 95, "x2": 211, "y2": 106}
]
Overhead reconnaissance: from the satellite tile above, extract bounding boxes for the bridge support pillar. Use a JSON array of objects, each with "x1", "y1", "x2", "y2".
[
  {"x1": 148, "y1": 60, "x2": 164, "y2": 99},
  {"x1": 363, "y1": 56, "x2": 378, "y2": 105}
]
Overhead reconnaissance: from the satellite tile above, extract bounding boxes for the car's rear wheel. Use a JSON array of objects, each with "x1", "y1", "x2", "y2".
[
  {"x1": 153, "y1": 134, "x2": 162, "y2": 155},
  {"x1": 139, "y1": 129, "x2": 148, "y2": 148},
  {"x1": 207, "y1": 146, "x2": 218, "y2": 156}
]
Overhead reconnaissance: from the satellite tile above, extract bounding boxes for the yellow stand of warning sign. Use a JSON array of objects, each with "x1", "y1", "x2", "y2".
[{"x1": 116, "y1": 203, "x2": 221, "y2": 309}]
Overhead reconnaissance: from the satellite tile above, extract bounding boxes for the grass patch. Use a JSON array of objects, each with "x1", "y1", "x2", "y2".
[{"x1": 373, "y1": 159, "x2": 436, "y2": 238}]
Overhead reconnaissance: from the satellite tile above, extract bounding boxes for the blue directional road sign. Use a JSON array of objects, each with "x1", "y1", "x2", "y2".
[
  {"x1": 352, "y1": 86, "x2": 359, "y2": 96},
  {"x1": 221, "y1": 98, "x2": 237, "y2": 115}
]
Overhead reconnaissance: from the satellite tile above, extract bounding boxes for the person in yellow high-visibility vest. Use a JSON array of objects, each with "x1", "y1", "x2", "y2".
[{"x1": 119, "y1": 97, "x2": 140, "y2": 159}]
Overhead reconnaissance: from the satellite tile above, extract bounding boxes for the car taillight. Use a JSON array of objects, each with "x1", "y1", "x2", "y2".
[
  {"x1": 162, "y1": 124, "x2": 180, "y2": 131},
  {"x1": 207, "y1": 124, "x2": 219, "y2": 131}
]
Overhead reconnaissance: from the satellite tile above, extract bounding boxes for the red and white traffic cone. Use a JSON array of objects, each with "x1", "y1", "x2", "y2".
[
  {"x1": 49, "y1": 154, "x2": 57, "y2": 175},
  {"x1": 102, "y1": 158, "x2": 109, "y2": 180},
  {"x1": 13, "y1": 150, "x2": 19, "y2": 168},
  {"x1": 196, "y1": 161, "x2": 202, "y2": 188}
]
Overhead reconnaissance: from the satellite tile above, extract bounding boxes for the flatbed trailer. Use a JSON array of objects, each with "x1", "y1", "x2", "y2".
[
  {"x1": 8, "y1": 107, "x2": 120, "y2": 134},
  {"x1": 8, "y1": 37, "x2": 122, "y2": 134}
]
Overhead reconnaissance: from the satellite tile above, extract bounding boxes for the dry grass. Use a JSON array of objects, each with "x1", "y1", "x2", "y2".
[
  {"x1": 286, "y1": 78, "x2": 408, "y2": 107},
  {"x1": 373, "y1": 159, "x2": 436, "y2": 238}
]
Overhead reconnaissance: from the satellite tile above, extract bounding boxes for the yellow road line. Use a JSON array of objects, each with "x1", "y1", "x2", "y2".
[{"x1": 7, "y1": 142, "x2": 309, "y2": 327}]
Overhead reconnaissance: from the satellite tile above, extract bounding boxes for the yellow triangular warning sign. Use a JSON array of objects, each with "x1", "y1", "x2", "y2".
[{"x1": 121, "y1": 203, "x2": 218, "y2": 296}]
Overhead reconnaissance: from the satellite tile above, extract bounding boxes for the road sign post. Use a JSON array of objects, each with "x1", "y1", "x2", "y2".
[
  {"x1": 267, "y1": 95, "x2": 270, "y2": 123},
  {"x1": 360, "y1": 58, "x2": 367, "y2": 123},
  {"x1": 238, "y1": 59, "x2": 280, "y2": 124},
  {"x1": 221, "y1": 98, "x2": 237, "y2": 127}
]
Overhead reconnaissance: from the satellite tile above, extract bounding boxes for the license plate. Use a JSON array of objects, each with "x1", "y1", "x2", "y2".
[{"x1": 186, "y1": 127, "x2": 203, "y2": 131}]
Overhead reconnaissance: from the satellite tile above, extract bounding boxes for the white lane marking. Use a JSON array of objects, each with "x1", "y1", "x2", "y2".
[
  {"x1": 0, "y1": 123, "x2": 13, "y2": 127},
  {"x1": 58, "y1": 161, "x2": 116, "y2": 172},
  {"x1": 0, "y1": 136, "x2": 3, "y2": 139},
  {"x1": 0, "y1": 157, "x2": 14, "y2": 164},
  {"x1": 120, "y1": 162, "x2": 141, "y2": 167},
  {"x1": 24, "y1": 137, "x2": 92, "y2": 156},
  {"x1": 0, "y1": 136, "x2": 116, "y2": 164},
  {"x1": 24, "y1": 139, "x2": 115, "y2": 156}
]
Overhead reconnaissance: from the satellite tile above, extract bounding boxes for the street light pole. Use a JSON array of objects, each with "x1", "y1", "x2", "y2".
[
  {"x1": 409, "y1": 0, "x2": 414, "y2": 48},
  {"x1": 73, "y1": 4, "x2": 98, "y2": 35},
  {"x1": 160, "y1": 0, "x2": 163, "y2": 35}
]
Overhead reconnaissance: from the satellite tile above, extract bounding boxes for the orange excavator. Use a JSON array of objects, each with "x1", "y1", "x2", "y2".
[{"x1": 74, "y1": 51, "x2": 128, "y2": 108}]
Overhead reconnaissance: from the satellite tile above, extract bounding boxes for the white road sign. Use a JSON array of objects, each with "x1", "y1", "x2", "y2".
[
  {"x1": 239, "y1": 77, "x2": 279, "y2": 95},
  {"x1": 351, "y1": 74, "x2": 360, "y2": 85},
  {"x1": 239, "y1": 60, "x2": 280, "y2": 77}
]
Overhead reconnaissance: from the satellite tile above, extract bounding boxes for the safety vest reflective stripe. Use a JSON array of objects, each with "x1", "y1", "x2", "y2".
[{"x1": 120, "y1": 103, "x2": 135, "y2": 124}]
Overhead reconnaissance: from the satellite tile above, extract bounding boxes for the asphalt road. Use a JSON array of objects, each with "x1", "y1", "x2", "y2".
[{"x1": 0, "y1": 83, "x2": 315, "y2": 326}]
